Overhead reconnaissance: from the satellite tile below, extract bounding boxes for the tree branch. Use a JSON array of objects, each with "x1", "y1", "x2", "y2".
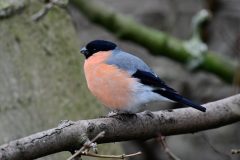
[
  {"x1": 0, "y1": 94, "x2": 240, "y2": 160},
  {"x1": 80, "y1": 151, "x2": 142, "y2": 159},
  {"x1": 0, "y1": 0, "x2": 26, "y2": 19},
  {"x1": 69, "y1": 0, "x2": 237, "y2": 83}
]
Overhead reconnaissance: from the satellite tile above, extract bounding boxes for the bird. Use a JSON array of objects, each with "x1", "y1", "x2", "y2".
[{"x1": 80, "y1": 40, "x2": 206, "y2": 113}]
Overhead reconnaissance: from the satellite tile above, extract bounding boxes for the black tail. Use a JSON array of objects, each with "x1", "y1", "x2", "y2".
[{"x1": 154, "y1": 90, "x2": 206, "y2": 112}]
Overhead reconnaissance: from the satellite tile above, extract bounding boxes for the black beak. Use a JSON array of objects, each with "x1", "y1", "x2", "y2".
[{"x1": 80, "y1": 47, "x2": 89, "y2": 56}]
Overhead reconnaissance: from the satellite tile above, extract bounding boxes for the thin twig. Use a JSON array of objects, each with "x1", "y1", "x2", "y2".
[
  {"x1": 31, "y1": 2, "x2": 53, "y2": 21},
  {"x1": 81, "y1": 151, "x2": 142, "y2": 159},
  {"x1": 231, "y1": 149, "x2": 240, "y2": 154},
  {"x1": 157, "y1": 134, "x2": 181, "y2": 160},
  {"x1": 88, "y1": 131, "x2": 105, "y2": 145},
  {"x1": 67, "y1": 131, "x2": 105, "y2": 160},
  {"x1": 31, "y1": 0, "x2": 67, "y2": 21},
  {"x1": 201, "y1": 133, "x2": 231, "y2": 160}
]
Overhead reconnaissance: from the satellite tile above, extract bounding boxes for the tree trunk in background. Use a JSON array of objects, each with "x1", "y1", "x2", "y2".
[{"x1": 0, "y1": 1, "x2": 121, "y2": 159}]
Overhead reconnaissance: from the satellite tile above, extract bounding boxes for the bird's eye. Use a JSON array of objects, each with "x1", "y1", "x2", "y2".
[{"x1": 92, "y1": 48, "x2": 97, "y2": 51}]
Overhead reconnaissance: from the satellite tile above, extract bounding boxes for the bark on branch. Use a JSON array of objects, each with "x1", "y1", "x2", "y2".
[
  {"x1": 70, "y1": 0, "x2": 237, "y2": 83},
  {"x1": 0, "y1": 94, "x2": 240, "y2": 160}
]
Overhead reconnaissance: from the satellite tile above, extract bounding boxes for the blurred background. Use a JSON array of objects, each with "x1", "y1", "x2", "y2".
[{"x1": 0, "y1": 0, "x2": 239, "y2": 159}]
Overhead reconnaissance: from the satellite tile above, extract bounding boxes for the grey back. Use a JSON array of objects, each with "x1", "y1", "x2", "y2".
[{"x1": 106, "y1": 48, "x2": 156, "y2": 75}]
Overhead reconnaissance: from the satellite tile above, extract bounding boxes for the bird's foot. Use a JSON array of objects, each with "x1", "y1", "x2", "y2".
[
  {"x1": 106, "y1": 110, "x2": 137, "y2": 120},
  {"x1": 106, "y1": 110, "x2": 119, "y2": 117},
  {"x1": 143, "y1": 110, "x2": 155, "y2": 118},
  {"x1": 99, "y1": 110, "x2": 119, "y2": 118}
]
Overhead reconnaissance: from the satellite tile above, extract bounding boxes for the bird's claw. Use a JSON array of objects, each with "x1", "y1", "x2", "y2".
[
  {"x1": 106, "y1": 110, "x2": 137, "y2": 120},
  {"x1": 143, "y1": 110, "x2": 154, "y2": 118},
  {"x1": 106, "y1": 110, "x2": 119, "y2": 117}
]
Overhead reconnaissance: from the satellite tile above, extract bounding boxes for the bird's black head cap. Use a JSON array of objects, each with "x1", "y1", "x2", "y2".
[{"x1": 81, "y1": 40, "x2": 117, "y2": 59}]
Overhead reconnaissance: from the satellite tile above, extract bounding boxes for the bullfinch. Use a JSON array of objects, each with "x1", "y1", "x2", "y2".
[{"x1": 80, "y1": 40, "x2": 206, "y2": 113}]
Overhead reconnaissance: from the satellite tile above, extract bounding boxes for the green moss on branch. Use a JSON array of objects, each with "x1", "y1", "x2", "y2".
[{"x1": 70, "y1": 0, "x2": 236, "y2": 83}]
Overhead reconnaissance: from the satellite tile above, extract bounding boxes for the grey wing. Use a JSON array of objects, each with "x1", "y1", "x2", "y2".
[
  {"x1": 107, "y1": 49, "x2": 177, "y2": 92},
  {"x1": 106, "y1": 49, "x2": 156, "y2": 75}
]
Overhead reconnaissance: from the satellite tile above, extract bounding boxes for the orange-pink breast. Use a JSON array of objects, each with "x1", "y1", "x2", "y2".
[{"x1": 84, "y1": 51, "x2": 135, "y2": 110}]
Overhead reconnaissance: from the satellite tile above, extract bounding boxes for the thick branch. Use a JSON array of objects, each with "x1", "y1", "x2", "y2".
[
  {"x1": 69, "y1": 0, "x2": 237, "y2": 83},
  {"x1": 0, "y1": 94, "x2": 240, "y2": 160}
]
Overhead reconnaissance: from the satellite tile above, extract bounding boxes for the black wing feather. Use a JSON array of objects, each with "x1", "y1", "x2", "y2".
[
  {"x1": 132, "y1": 70, "x2": 206, "y2": 112},
  {"x1": 132, "y1": 70, "x2": 176, "y2": 92},
  {"x1": 153, "y1": 89, "x2": 206, "y2": 112}
]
